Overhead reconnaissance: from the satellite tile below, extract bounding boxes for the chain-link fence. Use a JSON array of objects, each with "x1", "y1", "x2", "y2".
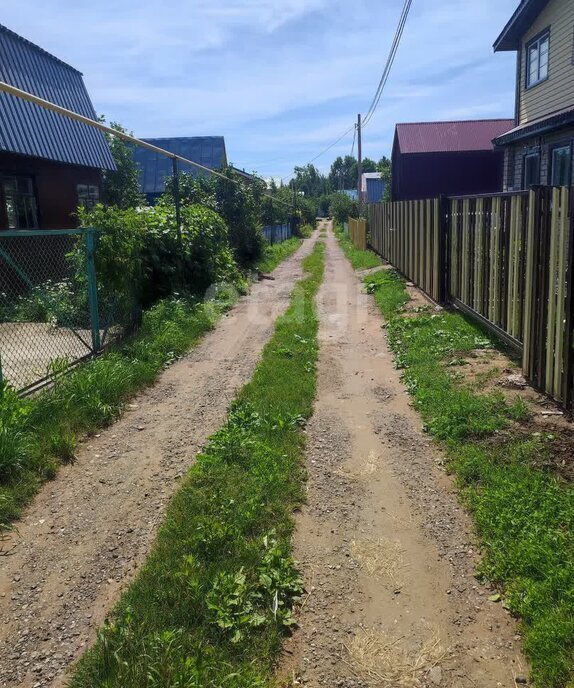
[{"x1": 0, "y1": 228, "x2": 138, "y2": 394}]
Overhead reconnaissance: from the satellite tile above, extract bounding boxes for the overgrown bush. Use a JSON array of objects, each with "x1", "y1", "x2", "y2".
[
  {"x1": 78, "y1": 203, "x2": 245, "y2": 309},
  {"x1": 215, "y1": 168, "x2": 265, "y2": 266},
  {"x1": 329, "y1": 192, "x2": 358, "y2": 225},
  {"x1": 164, "y1": 169, "x2": 266, "y2": 267},
  {"x1": 296, "y1": 196, "x2": 318, "y2": 226},
  {"x1": 0, "y1": 279, "x2": 83, "y2": 326},
  {"x1": 142, "y1": 202, "x2": 244, "y2": 304}
]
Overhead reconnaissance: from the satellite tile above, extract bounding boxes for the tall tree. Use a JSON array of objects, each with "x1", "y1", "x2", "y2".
[
  {"x1": 101, "y1": 122, "x2": 144, "y2": 209},
  {"x1": 361, "y1": 158, "x2": 378, "y2": 173},
  {"x1": 328, "y1": 155, "x2": 358, "y2": 191},
  {"x1": 290, "y1": 164, "x2": 326, "y2": 198}
]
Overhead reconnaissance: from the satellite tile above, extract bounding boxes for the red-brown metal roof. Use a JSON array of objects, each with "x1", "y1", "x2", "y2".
[{"x1": 395, "y1": 119, "x2": 515, "y2": 155}]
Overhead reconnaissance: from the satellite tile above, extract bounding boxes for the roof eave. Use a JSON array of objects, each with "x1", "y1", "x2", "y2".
[
  {"x1": 493, "y1": 108, "x2": 574, "y2": 145},
  {"x1": 493, "y1": 0, "x2": 549, "y2": 52}
]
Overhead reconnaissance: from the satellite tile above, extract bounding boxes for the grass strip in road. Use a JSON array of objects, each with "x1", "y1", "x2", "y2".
[
  {"x1": 256, "y1": 237, "x2": 302, "y2": 274},
  {"x1": 69, "y1": 241, "x2": 325, "y2": 688},
  {"x1": 363, "y1": 267, "x2": 574, "y2": 688},
  {"x1": 334, "y1": 223, "x2": 382, "y2": 270}
]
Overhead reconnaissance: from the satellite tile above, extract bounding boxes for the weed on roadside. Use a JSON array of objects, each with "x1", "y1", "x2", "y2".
[
  {"x1": 363, "y1": 267, "x2": 574, "y2": 688},
  {"x1": 256, "y1": 238, "x2": 302, "y2": 274},
  {"x1": 334, "y1": 225, "x2": 381, "y2": 270},
  {"x1": 69, "y1": 243, "x2": 325, "y2": 687},
  {"x1": 0, "y1": 292, "x2": 235, "y2": 528}
]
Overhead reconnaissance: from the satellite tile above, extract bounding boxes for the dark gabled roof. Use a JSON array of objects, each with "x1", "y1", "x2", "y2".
[
  {"x1": 494, "y1": 0, "x2": 550, "y2": 51},
  {"x1": 393, "y1": 119, "x2": 515, "y2": 155},
  {"x1": 134, "y1": 137, "x2": 227, "y2": 195},
  {"x1": 0, "y1": 25, "x2": 115, "y2": 170}
]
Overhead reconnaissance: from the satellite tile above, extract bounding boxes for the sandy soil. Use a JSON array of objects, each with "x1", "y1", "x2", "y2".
[
  {"x1": 0, "y1": 232, "x2": 317, "y2": 688},
  {"x1": 280, "y1": 223, "x2": 528, "y2": 687}
]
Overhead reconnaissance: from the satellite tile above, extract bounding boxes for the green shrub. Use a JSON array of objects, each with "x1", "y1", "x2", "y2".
[
  {"x1": 299, "y1": 224, "x2": 314, "y2": 238},
  {"x1": 215, "y1": 169, "x2": 265, "y2": 266},
  {"x1": 161, "y1": 168, "x2": 266, "y2": 268},
  {"x1": 0, "y1": 278, "x2": 83, "y2": 326},
  {"x1": 142, "y1": 203, "x2": 244, "y2": 304},
  {"x1": 329, "y1": 192, "x2": 359, "y2": 225},
  {"x1": 79, "y1": 203, "x2": 245, "y2": 308}
]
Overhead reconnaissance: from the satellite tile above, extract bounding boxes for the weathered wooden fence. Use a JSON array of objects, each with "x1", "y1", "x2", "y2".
[
  {"x1": 349, "y1": 218, "x2": 367, "y2": 251},
  {"x1": 366, "y1": 187, "x2": 574, "y2": 411}
]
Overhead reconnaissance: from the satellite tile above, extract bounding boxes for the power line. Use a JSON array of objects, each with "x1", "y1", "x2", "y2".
[
  {"x1": 280, "y1": 123, "x2": 356, "y2": 183},
  {"x1": 0, "y1": 80, "x2": 295, "y2": 209},
  {"x1": 350, "y1": 124, "x2": 357, "y2": 158},
  {"x1": 284, "y1": 0, "x2": 413, "y2": 182},
  {"x1": 362, "y1": 0, "x2": 413, "y2": 128}
]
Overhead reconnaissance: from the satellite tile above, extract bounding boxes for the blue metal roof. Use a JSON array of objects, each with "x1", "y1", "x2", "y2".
[
  {"x1": 134, "y1": 137, "x2": 227, "y2": 195},
  {"x1": 0, "y1": 25, "x2": 115, "y2": 170}
]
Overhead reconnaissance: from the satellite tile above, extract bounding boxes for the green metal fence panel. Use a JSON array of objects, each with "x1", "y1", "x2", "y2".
[{"x1": 0, "y1": 228, "x2": 138, "y2": 394}]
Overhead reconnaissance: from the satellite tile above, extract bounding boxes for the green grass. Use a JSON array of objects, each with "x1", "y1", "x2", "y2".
[
  {"x1": 363, "y1": 267, "x2": 574, "y2": 688},
  {"x1": 0, "y1": 290, "x2": 239, "y2": 530},
  {"x1": 69, "y1": 241, "x2": 325, "y2": 688},
  {"x1": 334, "y1": 223, "x2": 382, "y2": 270},
  {"x1": 0, "y1": 237, "x2": 306, "y2": 531},
  {"x1": 256, "y1": 237, "x2": 302, "y2": 274}
]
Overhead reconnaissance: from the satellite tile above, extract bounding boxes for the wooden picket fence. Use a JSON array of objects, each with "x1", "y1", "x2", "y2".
[
  {"x1": 348, "y1": 218, "x2": 367, "y2": 251},
  {"x1": 366, "y1": 187, "x2": 574, "y2": 410}
]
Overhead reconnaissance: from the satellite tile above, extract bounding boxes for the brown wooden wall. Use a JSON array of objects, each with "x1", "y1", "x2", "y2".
[{"x1": 0, "y1": 152, "x2": 102, "y2": 230}]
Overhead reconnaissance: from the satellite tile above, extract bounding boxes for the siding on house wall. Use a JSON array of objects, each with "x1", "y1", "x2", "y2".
[
  {"x1": 0, "y1": 152, "x2": 102, "y2": 229},
  {"x1": 519, "y1": 0, "x2": 574, "y2": 124},
  {"x1": 502, "y1": 126, "x2": 574, "y2": 190}
]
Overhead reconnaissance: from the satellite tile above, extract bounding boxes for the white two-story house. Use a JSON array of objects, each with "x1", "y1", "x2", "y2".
[{"x1": 493, "y1": 0, "x2": 574, "y2": 190}]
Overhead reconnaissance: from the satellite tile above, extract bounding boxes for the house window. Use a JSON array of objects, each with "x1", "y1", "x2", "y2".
[
  {"x1": 77, "y1": 184, "x2": 100, "y2": 211},
  {"x1": 523, "y1": 152, "x2": 540, "y2": 188},
  {"x1": 3, "y1": 176, "x2": 39, "y2": 229},
  {"x1": 551, "y1": 145, "x2": 572, "y2": 186},
  {"x1": 526, "y1": 30, "x2": 549, "y2": 88}
]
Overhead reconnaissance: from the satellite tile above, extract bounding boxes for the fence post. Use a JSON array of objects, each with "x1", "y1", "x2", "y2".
[
  {"x1": 562, "y1": 186, "x2": 574, "y2": 411},
  {"x1": 438, "y1": 195, "x2": 450, "y2": 304},
  {"x1": 85, "y1": 228, "x2": 101, "y2": 353}
]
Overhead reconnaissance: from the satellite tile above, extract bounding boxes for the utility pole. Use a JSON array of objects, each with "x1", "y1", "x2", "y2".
[
  {"x1": 357, "y1": 114, "x2": 363, "y2": 217},
  {"x1": 292, "y1": 181, "x2": 298, "y2": 235}
]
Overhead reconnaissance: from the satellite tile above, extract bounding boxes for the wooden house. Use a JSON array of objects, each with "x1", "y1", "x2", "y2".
[
  {"x1": 493, "y1": 0, "x2": 574, "y2": 189},
  {"x1": 0, "y1": 25, "x2": 115, "y2": 229},
  {"x1": 391, "y1": 119, "x2": 514, "y2": 201}
]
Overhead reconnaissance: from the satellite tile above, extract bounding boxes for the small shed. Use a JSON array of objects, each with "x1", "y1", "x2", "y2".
[
  {"x1": 391, "y1": 119, "x2": 514, "y2": 200},
  {"x1": 133, "y1": 137, "x2": 227, "y2": 203},
  {"x1": 361, "y1": 172, "x2": 385, "y2": 203}
]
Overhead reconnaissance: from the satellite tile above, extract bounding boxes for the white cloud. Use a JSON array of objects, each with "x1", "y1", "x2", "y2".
[{"x1": 1, "y1": 0, "x2": 519, "y2": 180}]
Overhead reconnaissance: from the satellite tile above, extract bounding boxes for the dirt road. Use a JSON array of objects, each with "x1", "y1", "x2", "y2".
[
  {"x1": 0, "y1": 233, "x2": 317, "y2": 688},
  {"x1": 281, "y1": 223, "x2": 527, "y2": 687}
]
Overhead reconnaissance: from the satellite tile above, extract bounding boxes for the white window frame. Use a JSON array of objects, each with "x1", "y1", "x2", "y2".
[{"x1": 526, "y1": 29, "x2": 550, "y2": 89}]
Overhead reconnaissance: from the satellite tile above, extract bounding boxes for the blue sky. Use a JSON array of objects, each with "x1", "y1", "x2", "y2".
[{"x1": 3, "y1": 0, "x2": 519, "y2": 181}]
